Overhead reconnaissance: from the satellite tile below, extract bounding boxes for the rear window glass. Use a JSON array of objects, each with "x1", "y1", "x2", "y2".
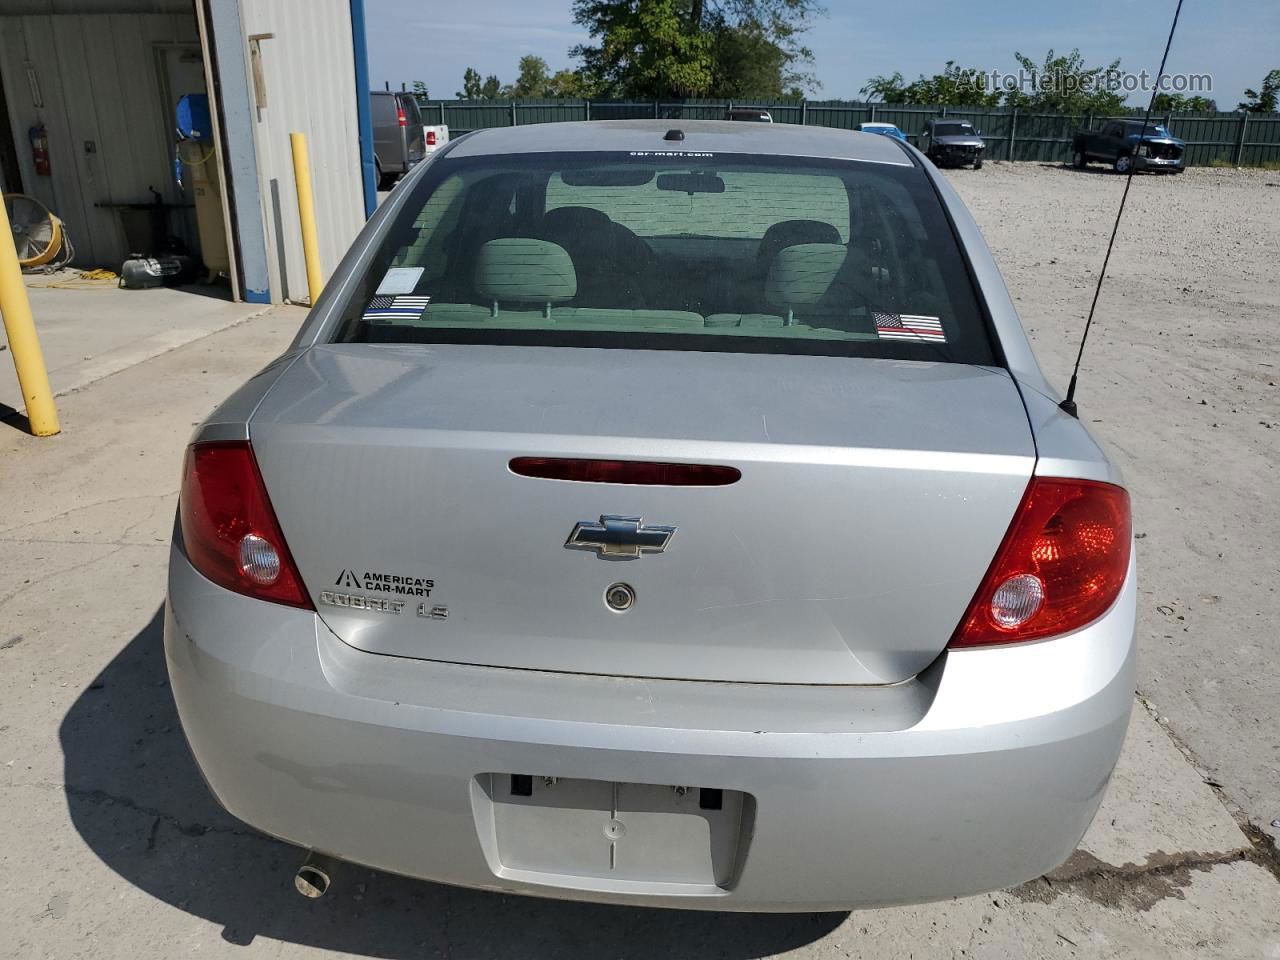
[{"x1": 332, "y1": 151, "x2": 996, "y2": 364}]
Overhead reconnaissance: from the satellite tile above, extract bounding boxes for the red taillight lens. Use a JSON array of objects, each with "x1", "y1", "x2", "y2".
[
  {"x1": 510, "y1": 457, "x2": 741, "y2": 486},
  {"x1": 949, "y1": 477, "x2": 1130, "y2": 648},
  {"x1": 426, "y1": 129, "x2": 437, "y2": 145},
  {"x1": 397, "y1": 105, "x2": 407, "y2": 127},
  {"x1": 179, "y1": 441, "x2": 313, "y2": 609}
]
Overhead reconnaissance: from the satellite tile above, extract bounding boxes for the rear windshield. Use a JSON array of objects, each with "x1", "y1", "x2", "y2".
[
  {"x1": 332, "y1": 151, "x2": 996, "y2": 363},
  {"x1": 933, "y1": 123, "x2": 976, "y2": 137}
]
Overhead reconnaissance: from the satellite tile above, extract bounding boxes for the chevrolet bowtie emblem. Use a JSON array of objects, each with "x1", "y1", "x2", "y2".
[{"x1": 565, "y1": 515, "x2": 676, "y2": 559}]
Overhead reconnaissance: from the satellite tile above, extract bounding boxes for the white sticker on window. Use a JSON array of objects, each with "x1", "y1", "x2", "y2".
[{"x1": 376, "y1": 266, "x2": 424, "y2": 295}]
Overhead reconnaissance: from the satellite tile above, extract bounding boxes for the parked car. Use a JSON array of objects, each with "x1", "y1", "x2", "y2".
[
  {"x1": 371, "y1": 91, "x2": 426, "y2": 189},
  {"x1": 726, "y1": 106, "x2": 772, "y2": 122},
  {"x1": 920, "y1": 119, "x2": 986, "y2": 168},
  {"x1": 1072, "y1": 119, "x2": 1186, "y2": 174},
  {"x1": 168, "y1": 119, "x2": 1134, "y2": 913},
  {"x1": 858, "y1": 121, "x2": 908, "y2": 142}
]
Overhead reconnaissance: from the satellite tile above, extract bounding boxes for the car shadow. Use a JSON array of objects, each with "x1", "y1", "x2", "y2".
[
  {"x1": 1039, "y1": 162, "x2": 1171, "y2": 177},
  {"x1": 60, "y1": 606, "x2": 847, "y2": 957}
]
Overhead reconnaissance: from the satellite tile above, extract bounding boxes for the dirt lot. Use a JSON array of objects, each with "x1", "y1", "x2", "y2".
[{"x1": 948, "y1": 162, "x2": 1280, "y2": 843}]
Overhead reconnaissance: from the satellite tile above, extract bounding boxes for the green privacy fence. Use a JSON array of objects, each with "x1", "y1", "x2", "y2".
[{"x1": 417, "y1": 97, "x2": 1280, "y2": 167}]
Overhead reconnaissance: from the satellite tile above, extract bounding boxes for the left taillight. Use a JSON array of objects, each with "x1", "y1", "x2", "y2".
[
  {"x1": 179, "y1": 441, "x2": 313, "y2": 609},
  {"x1": 426, "y1": 129, "x2": 437, "y2": 146},
  {"x1": 396, "y1": 104, "x2": 407, "y2": 127}
]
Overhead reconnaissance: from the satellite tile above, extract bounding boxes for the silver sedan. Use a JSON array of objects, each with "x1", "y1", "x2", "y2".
[{"x1": 166, "y1": 120, "x2": 1135, "y2": 911}]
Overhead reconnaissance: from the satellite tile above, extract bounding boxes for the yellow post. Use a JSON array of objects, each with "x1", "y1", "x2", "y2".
[
  {"x1": 0, "y1": 219, "x2": 60, "y2": 436},
  {"x1": 290, "y1": 132, "x2": 324, "y2": 304}
]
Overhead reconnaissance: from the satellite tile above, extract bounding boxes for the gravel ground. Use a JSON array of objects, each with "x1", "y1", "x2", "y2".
[{"x1": 947, "y1": 161, "x2": 1280, "y2": 843}]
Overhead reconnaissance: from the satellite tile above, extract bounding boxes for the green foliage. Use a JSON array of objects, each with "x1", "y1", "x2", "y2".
[
  {"x1": 503, "y1": 56, "x2": 595, "y2": 98},
  {"x1": 1003, "y1": 49, "x2": 1124, "y2": 114},
  {"x1": 571, "y1": 0, "x2": 714, "y2": 97},
  {"x1": 861, "y1": 62, "x2": 1000, "y2": 106},
  {"x1": 1152, "y1": 92, "x2": 1216, "y2": 112},
  {"x1": 570, "y1": 0, "x2": 821, "y2": 99},
  {"x1": 545, "y1": 69, "x2": 595, "y2": 98},
  {"x1": 509, "y1": 56, "x2": 552, "y2": 97},
  {"x1": 456, "y1": 67, "x2": 503, "y2": 100},
  {"x1": 411, "y1": 80, "x2": 429, "y2": 98},
  {"x1": 1239, "y1": 69, "x2": 1280, "y2": 113}
]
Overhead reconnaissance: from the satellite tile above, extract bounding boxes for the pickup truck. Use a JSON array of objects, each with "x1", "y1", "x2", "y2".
[{"x1": 1071, "y1": 120, "x2": 1186, "y2": 174}]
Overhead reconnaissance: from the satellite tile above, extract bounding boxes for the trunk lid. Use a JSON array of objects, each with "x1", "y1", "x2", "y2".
[{"x1": 250, "y1": 344, "x2": 1034, "y2": 685}]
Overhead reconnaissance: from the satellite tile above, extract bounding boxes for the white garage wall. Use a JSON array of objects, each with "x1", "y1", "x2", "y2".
[
  {"x1": 238, "y1": 0, "x2": 365, "y2": 303},
  {"x1": 0, "y1": 12, "x2": 201, "y2": 268}
]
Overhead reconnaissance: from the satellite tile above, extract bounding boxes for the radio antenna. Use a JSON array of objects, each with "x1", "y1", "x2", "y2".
[{"x1": 1060, "y1": 0, "x2": 1187, "y2": 417}]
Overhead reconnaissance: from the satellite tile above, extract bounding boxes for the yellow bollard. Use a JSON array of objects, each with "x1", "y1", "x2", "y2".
[
  {"x1": 0, "y1": 218, "x2": 60, "y2": 436},
  {"x1": 290, "y1": 132, "x2": 324, "y2": 304}
]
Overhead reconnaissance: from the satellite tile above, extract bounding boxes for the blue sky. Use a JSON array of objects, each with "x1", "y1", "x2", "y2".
[{"x1": 365, "y1": 0, "x2": 1277, "y2": 107}]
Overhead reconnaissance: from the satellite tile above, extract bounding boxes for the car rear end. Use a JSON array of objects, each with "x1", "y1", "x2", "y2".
[
  {"x1": 165, "y1": 121, "x2": 1135, "y2": 911},
  {"x1": 423, "y1": 123, "x2": 449, "y2": 155},
  {"x1": 397, "y1": 93, "x2": 426, "y2": 168}
]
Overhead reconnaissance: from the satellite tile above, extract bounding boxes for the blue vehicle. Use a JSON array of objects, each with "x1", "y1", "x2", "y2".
[{"x1": 858, "y1": 121, "x2": 909, "y2": 142}]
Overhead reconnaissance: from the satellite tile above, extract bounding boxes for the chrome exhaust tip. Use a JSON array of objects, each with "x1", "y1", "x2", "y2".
[{"x1": 294, "y1": 853, "x2": 335, "y2": 899}]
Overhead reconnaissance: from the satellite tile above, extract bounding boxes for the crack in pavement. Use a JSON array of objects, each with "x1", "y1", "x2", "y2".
[
  {"x1": 1134, "y1": 691, "x2": 1280, "y2": 883},
  {"x1": 0, "y1": 493, "x2": 176, "y2": 539},
  {"x1": 0, "y1": 544, "x2": 128, "y2": 610},
  {"x1": 0, "y1": 537, "x2": 169, "y2": 548},
  {"x1": 64, "y1": 783, "x2": 273, "y2": 846}
]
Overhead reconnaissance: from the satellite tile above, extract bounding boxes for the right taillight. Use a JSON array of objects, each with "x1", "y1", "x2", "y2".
[
  {"x1": 426, "y1": 129, "x2": 437, "y2": 146},
  {"x1": 178, "y1": 441, "x2": 313, "y2": 609},
  {"x1": 949, "y1": 477, "x2": 1131, "y2": 648}
]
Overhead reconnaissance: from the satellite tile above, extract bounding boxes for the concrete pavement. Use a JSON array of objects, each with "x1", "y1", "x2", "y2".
[
  {"x1": 0, "y1": 272, "x2": 264, "y2": 415},
  {"x1": 1, "y1": 307, "x2": 1278, "y2": 958}
]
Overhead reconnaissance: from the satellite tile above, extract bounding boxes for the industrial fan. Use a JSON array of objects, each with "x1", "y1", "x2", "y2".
[{"x1": 4, "y1": 192, "x2": 68, "y2": 268}]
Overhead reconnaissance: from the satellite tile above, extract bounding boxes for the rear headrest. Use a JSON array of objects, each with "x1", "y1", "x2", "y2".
[
  {"x1": 541, "y1": 206, "x2": 615, "y2": 236},
  {"x1": 765, "y1": 243, "x2": 848, "y2": 308},
  {"x1": 475, "y1": 239, "x2": 577, "y2": 303},
  {"x1": 757, "y1": 219, "x2": 842, "y2": 264}
]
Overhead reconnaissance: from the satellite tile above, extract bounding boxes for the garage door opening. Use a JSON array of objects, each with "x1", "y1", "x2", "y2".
[{"x1": 0, "y1": 2, "x2": 237, "y2": 299}]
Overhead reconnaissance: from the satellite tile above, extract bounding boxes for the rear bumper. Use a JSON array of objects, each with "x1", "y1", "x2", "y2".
[{"x1": 165, "y1": 548, "x2": 1136, "y2": 912}]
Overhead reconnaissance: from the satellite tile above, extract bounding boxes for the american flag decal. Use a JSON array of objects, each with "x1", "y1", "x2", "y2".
[
  {"x1": 874, "y1": 312, "x2": 946, "y2": 343},
  {"x1": 362, "y1": 295, "x2": 430, "y2": 322}
]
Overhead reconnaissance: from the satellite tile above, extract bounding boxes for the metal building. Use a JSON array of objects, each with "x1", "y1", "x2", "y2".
[{"x1": 0, "y1": 0, "x2": 375, "y2": 304}]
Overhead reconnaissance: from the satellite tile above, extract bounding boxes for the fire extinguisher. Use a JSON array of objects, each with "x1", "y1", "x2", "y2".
[{"x1": 29, "y1": 123, "x2": 50, "y2": 176}]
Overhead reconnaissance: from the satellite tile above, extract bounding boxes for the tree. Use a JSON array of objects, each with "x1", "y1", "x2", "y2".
[
  {"x1": 1239, "y1": 69, "x2": 1279, "y2": 113},
  {"x1": 411, "y1": 80, "x2": 429, "y2": 99},
  {"x1": 571, "y1": 0, "x2": 715, "y2": 97},
  {"x1": 1003, "y1": 49, "x2": 1124, "y2": 115},
  {"x1": 861, "y1": 62, "x2": 1000, "y2": 106},
  {"x1": 1152, "y1": 92, "x2": 1216, "y2": 112},
  {"x1": 546, "y1": 68, "x2": 594, "y2": 98},
  {"x1": 506, "y1": 56, "x2": 594, "y2": 98},
  {"x1": 708, "y1": 12, "x2": 812, "y2": 98},
  {"x1": 570, "y1": 0, "x2": 822, "y2": 99},
  {"x1": 510, "y1": 56, "x2": 553, "y2": 97},
  {"x1": 860, "y1": 72, "x2": 907, "y2": 103},
  {"x1": 456, "y1": 67, "x2": 504, "y2": 100}
]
